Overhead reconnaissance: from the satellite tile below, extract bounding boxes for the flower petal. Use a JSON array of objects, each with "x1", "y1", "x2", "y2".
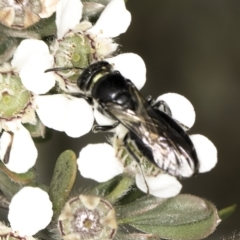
[
  {"x1": 35, "y1": 95, "x2": 94, "y2": 137},
  {"x1": 106, "y1": 53, "x2": 146, "y2": 90},
  {"x1": 65, "y1": 97, "x2": 94, "y2": 137},
  {"x1": 0, "y1": 124, "x2": 38, "y2": 173},
  {"x1": 11, "y1": 39, "x2": 55, "y2": 94},
  {"x1": 11, "y1": 39, "x2": 49, "y2": 71},
  {"x1": 135, "y1": 173, "x2": 182, "y2": 198},
  {"x1": 39, "y1": 0, "x2": 59, "y2": 18},
  {"x1": 77, "y1": 143, "x2": 124, "y2": 182},
  {"x1": 190, "y1": 134, "x2": 217, "y2": 173},
  {"x1": 93, "y1": 109, "x2": 116, "y2": 126},
  {"x1": 8, "y1": 187, "x2": 53, "y2": 237},
  {"x1": 56, "y1": 0, "x2": 83, "y2": 39},
  {"x1": 87, "y1": 0, "x2": 131, "y2": 38},
  {"x1": 35, "y1": 94, "x2": 68, "y2": 132},
  {"x1": 156, "y1": 93, "x2": 196, "y2": 130},
  {"x1": 20, "y1": 56, "x2": 55, "y2": 95}
]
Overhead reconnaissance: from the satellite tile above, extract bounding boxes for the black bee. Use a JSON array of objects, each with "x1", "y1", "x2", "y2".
[{"x1": 77, "y1": 61, "x2": 199, "y2": 178}]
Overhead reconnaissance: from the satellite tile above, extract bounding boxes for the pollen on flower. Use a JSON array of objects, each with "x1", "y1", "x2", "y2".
[{"x1": 58, "y1": 195, "x2": 117, "y2": 240}]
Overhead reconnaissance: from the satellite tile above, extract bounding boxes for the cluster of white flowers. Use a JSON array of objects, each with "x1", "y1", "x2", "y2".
[
  {"x1": 0, "y1": 0, "x2": 136, "y2": 174},
  {"x1": 0, "y1": 0, "x2": 218, "y2": 238},
  {"x1": 0, "y1": 0, "x2": 137, "y2": 238}
]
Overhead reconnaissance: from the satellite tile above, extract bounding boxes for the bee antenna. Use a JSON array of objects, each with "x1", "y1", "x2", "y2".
[{"x1": 44, "y1": 66, "x2": 84, "y2": 73}]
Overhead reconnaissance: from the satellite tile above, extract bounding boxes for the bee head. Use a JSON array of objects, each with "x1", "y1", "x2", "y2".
[{"x1": 77, "y1": 61, "x2": 112, "y2": 95}]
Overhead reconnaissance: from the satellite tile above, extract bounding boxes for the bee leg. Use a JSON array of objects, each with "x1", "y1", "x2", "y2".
[
  {"x1": 153, "y1": 100, "x2": 172, "y2": 117},
  {"x1": 123, "y1": 141, "x2": 150, "y2": 195},
  {"x1": 146, "y1": 95, "x2": 154, "y2": 105},
  {"x1": 92, "y1": 121, "x2": 120, "y2": 133}
]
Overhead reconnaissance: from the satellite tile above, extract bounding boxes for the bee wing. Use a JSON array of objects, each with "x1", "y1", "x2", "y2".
[{"x1": 103, "y1": 85, "x2": 198, "y2": 177}]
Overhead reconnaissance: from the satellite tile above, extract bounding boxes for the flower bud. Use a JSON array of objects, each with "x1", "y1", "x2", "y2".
[
  {"x1": 58, "y1": 195, "x2": 117, "y2": 240},
  {"x1": 0, "y1": 70, "x2": 34, "y2": 123}
]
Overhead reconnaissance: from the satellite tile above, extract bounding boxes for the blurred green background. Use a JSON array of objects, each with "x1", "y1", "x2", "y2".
[{"x1": 2, "y1": 1, "x2": 240, "y2": 239}]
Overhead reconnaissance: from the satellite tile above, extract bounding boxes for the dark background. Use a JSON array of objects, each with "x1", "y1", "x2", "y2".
[
  {"x1": 2, "y1": 1, "x2": 240, "y2": 239},
  {"x1": 32, "y1": 1, "x2": 240, "y2": 239},
  {"x1": 119, "y1": 1, "x2": 240, "y2": 239}
]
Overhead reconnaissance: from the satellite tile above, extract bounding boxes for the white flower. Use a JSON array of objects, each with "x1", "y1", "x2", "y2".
[
  {"x1": 0, "y1": 64, "x2": 38, "y2": 173},
  {"x1": 156, "y1": 93, "x2": 196, "y2": 129},
  {"x1": 56, "y1": 0, "x2": 131, "y2": 39},
  {"x1": 0, "y1": 120, "x2": 38, "y2": 173},
  {"x1": 86, "y1": 0, "x2": 131, "y2": 38},
  {"x1": 34, "y1": 94, "x2": 94, "y2": 138},
  {"x1": 11, "y1": 40, "x2": 94, "y2": 139},
  {"x1": 11, "y1": 39, "x2": 55, "y2": 95},
  {"x1": 9, "y1": 0, "x2": 134, "y2": 139},
  {"x1": 135, "y1": 173, "x2": 182, "y2": 198},
  {"x1": 56, "y1": 0, "x2": 83, "y2": 39},
  {"x1": 77, "y1": 142, "x2": 181, "y2": 198},
  {"x1": 78, "y1": 143, "x2": 124, "y2": 182},
  {"x1": 53, "y1": 0, "x2": 131, "y2": 90},
  {"x1": 12, "y1": 0, "x2": 131, "y2": 93},
  {"x1": 8, "y1": 187, "x2": 53, "y2": 237},
  {"x1": 190, "y1": 134, "x2": 217, "y2": 173}
]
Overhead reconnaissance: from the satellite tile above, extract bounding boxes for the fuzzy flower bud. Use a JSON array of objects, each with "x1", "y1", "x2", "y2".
[{"x1": 58, "y1": 195, "x2": 117, "y2": 240}]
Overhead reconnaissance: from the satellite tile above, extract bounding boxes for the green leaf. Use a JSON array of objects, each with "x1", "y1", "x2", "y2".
[
  {"x1": 23, "y1": 115, "x2": 46, "y2": 139},
  {"x1": 0, "y1": 166, "x2": 21, "y2": 200},
  {"x1": 105, "y1": 174, "x2": 134, "y2": 204},
  {"x1": 82, "y1": 0, "x2": 111, "y2": 4},
  {"x1": 48, "y1": 150, "x2": 77, "y2": 220},
  {"x1": 118, "y1": 185, "x2": 145, "y2": 205},
  {"x1": 0, "y1": 36, "x2": 18, "y2": 63},
  {"x1": 218, "y1": 204, "x2": 236, "y2": 221},
  {"x1": 89, "y1": 175, "x2": 124, "y2": 196},
  {"x1": 82, "y1": 2, "x2": 105, "y2": 19},
  {"x1": 118, "y1": 194, "x2": 220, "y2": 240},
  {"x1": 0, "y1": 161, "x2": 36, "y2": 184},
  {"x1": 116, "y1": 232, "x2": 160, "y2": 240},
  {"x1": 117, "y1": 195, "x2": 167, "y2": 223},
  {"x1": 28, "y1": 14, "x2": 57, "y2": 38}
]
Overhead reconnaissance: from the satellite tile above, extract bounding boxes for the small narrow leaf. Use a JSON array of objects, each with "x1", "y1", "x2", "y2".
[
  {"x1": 0, "y1": 166, "x2": 21, "y2": 200},
  {"x1": 23, "y1": 116, "x2": 46, "y2": 139},
  {"x1": 90, "y1": 175, "x2": 124, "y2": 196},
  {"x1": 118, "y1": 194, "x2": 220, "y2": 240},
  {"x1": 119, "y1": 186, "x2": 145, "y2": 205},
  {"x1": 48, "y1": 150, "x2": 77, "y2": 220},
  {"x1": 106, "y1": 174, "x2": 134, "y2": 204},
  {"x1": 82, "y1": 2, "x2": 105, "y2": 19},
  {"x1": 218, "y1": 204, "x2": 236, "y2": 221},
  {"x1": 0, "y1": 161, "x2": 36, "y2": 184},
  {"x1": 0, "y1": 36, "x2": 18, "y2": 63},
  {"x1": 116, "y1": 232, "x2": 160, "y2": 240},
  {"x1": 117, "y1": 195, "x2": 166, "y2": 223}
]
